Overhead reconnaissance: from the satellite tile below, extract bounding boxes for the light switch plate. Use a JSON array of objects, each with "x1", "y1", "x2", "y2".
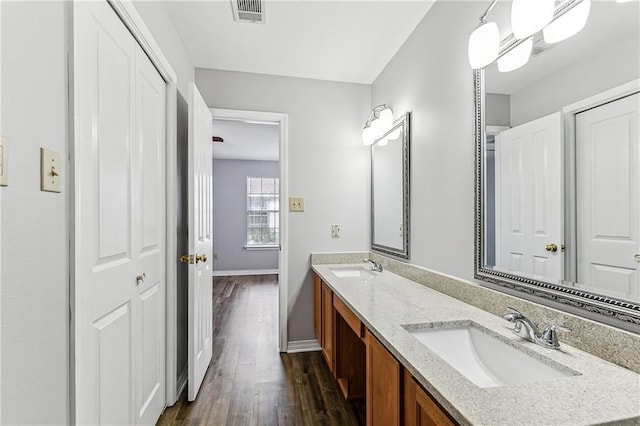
[
  {"x1": 41, "y1": 148, "x2": 62, "y2": 193},
  {"x1": 0, "y1": 135, "x2": 8, "y2": 187},
  {"x1": 289, "y1": 196, "x2": 304, "y2": 212}
]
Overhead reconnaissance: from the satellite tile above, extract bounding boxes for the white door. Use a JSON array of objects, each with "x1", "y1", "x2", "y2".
[
  {"x1": 576, "y1": 92, "x2": 640, "y2": 301},
  {"x1": 187, "y1": 83, "x2": 214, "y2": 400},
  {"x1": 74, "y1": 2, "x2": 166, "y2": 424},
  {"x1": 496, "y1": 112, "x2": 562, "y2": 281}
]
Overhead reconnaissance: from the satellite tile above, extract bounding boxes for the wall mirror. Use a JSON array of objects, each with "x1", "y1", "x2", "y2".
[
  {"x1": 474, "y1": 1, "x2": 640, "y2": 329},
  {"x1": 372, "y1": 112, "x2": 410, "y2": 259}
]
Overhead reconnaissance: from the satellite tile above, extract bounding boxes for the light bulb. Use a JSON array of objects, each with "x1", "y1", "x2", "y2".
[
  {"x1": 468, "y1": 21, "x2": 500, "y2": 69},
  {"x1": 362, "y1": 126, "x2": 376, "y2": 146},
  {"x1": 543, "y1": 0, "x2": 591, "y2": 44},
  {"x1": 511, "y1": 0, "x2": 555, "y2": 39},
  {"x1": 378, "y1": 108, "x2": 394, "y2": 132},
  {"x1": 497, "y1": 37, "x2": 532, "y2": 72},
  {"x1": 377, "y1": 137, "x2": 389, "y2": 147},
  {"x1": 388, "y1": 128, "x2": 402, "y2": 141}
]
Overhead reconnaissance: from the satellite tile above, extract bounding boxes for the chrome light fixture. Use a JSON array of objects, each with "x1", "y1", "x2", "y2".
[
  {"x1": 362, "y1": 105, "x2": 393, "y2": 146},
  {"x1": 468, "y1": 0, "x2": 592, "y2": 72}
]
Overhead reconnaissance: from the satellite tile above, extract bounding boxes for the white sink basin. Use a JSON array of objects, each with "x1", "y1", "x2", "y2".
[
  {"x1": 404, "y1": 321, "x2": 578, "y2": 388},
  {"x1": 329, "y1": 266, "x2": 374, "y2": 278}
]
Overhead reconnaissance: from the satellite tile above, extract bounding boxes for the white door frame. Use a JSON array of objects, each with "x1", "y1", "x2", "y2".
[
  {"x1": 562, "y1": 79, "x2": 640, "y2": 283},
  {"x1": 211, "y1": 108, "x2": 289, "y2": 352},
  {"x1": 69, "y1": 0, "x2": 181, "y2": 412}
]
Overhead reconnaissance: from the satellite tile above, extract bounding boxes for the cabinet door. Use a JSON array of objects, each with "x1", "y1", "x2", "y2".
[
  {"x1": 404, "y1": 369, "x2": 456, "y2": 426},
  {"x1": 366, "y1": 330, "x2": 400, "y2": 426},
  {"x1": 321, "y1": 282, "x2": 334, "y2": 373},
  {"x1": 313, "y1": 273, "x2": 322, "y2": 342}
]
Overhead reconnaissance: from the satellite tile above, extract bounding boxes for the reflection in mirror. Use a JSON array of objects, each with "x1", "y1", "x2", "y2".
[
  {"x1": 372, "y1": 112, "x2": 410, "y2": 259},
  {"x1": 475, "y1": 1, "x2": 640, "y2": 327}
]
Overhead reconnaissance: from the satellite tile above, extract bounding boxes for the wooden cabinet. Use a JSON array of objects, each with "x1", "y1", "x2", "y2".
[
  {"x1": 313, "y1": 273, "x2": 322, "y2": 342},
  {"x1": 403, "y1": 369, "x2": 457, "y2": 426},
  {"x1": 334, "y1": 297, "x2": 366, "y2": 399},
  {"x1": 366, "y1": 330, "x2": 401, "y2": 426},
  {"x1": 312, "y1": 272, "x2": 457, "y2": 426},
  {"x1": 321, "y1": 281, "x2": 335, "y2": 374}
]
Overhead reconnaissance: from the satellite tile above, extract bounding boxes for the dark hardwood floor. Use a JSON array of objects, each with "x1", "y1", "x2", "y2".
[{"x1": 158, "y1": 275, "x2": 365, "y2": 426}]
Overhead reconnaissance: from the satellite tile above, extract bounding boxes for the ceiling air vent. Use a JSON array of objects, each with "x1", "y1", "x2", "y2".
[{"x1": 231, "y1": 0, "x2": 266, "y2": 24}]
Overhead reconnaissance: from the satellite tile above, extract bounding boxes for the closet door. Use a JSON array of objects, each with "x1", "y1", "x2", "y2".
[{"x1": 73, "y1": 2, "x2": 166, "y2": 424}]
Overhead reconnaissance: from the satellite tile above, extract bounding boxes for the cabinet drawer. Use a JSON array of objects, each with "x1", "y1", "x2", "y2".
[{"x1": 334, "y1": 296, "x2": 363, "y2": 338}]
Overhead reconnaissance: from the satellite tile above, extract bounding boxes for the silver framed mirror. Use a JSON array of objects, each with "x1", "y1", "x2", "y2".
[
  {"x1": 473, "y1": 1, "x2": 640, "y2": 329},
  {"x1": 371, "y1": 112, "x2": 410, "y2": 259}
]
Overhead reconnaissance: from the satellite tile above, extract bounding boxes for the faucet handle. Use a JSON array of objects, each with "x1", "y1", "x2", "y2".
[{"x1": 541, "y1": 323, "x2": 571, "y2": 349}]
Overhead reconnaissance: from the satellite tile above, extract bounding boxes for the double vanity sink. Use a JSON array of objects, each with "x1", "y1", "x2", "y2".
[{"x1": 319, "y1": 263, "x2": 640, "y2": 425}]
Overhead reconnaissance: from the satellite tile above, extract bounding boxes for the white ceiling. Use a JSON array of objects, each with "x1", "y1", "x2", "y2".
[
  {"x1": 165, "y1": 0, "x2": 436, "y2": 84},
  {"x1": 212, "y1": 119, "x2": 280, "y2": 161}
]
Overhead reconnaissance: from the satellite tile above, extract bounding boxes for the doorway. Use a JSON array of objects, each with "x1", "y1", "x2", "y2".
[{"x1": 211, "y1": 109, "x2": 288, "y2": 352}]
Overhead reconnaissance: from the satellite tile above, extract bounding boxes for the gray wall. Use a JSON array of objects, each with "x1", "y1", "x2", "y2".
[
  {"x1": 485, "y1": 93, "x2": 511, "y2": 127},
  {"x1": 213, "y1": 159, "x2": 279, "y2": 272},
  {"x1": 1, "y1": 3, "x2": 69, "y2": 423},
  {"x1": 372, "y1": 1, "x2": 488, "y2": 281},
  {"x1": 196, "y1": 68, "x2": 371, "y2": 342}
]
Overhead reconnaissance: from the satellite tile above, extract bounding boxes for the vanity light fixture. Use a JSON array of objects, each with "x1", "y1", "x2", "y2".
[
  {"x1": 497, "y1": 37, "x2": 533, "y2": 72},
  {"x1": 362, "y1": 104, "x2": 393, "y2": 146},
  {"x1": 468, "y1": 0, "x2": 592, "y2": 71},
  {"x1": 543, "y1": 0, "x2": 591, "y2": 44},
  {"x1": 468, "y1": 0, "x2": 500, "y2": 69}
]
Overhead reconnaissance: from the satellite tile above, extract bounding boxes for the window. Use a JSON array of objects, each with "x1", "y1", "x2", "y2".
[{"x1": 247, "y1": 177, "x2": 279, "y2": 247}]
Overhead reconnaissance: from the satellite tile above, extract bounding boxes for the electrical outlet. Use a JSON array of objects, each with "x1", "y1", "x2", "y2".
[
  {"x1": 331, "y1": 224, "x2": 340, "y2": 238},
  {"x1": 289, "y1": 196, "x2": 304, "y2": 212}
]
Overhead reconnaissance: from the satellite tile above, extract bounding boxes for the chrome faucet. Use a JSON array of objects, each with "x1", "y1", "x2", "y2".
[
  {"x1": 364, "y1": 258, "x2": 383, "y2": 272},
  {"x1": 503, "y1": 307, "x2": 571, "y2": 349}
]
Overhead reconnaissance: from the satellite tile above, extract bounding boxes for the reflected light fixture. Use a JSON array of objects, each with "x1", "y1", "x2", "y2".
[
  {"x1": 511, "y1": 0, "x2": 555, "y2": 39},
  {"x1": 543, "y1": 0, "x2": 591, "y2": 44},
  {"x1": 362, "y1": 105, "x2": 393, "y2": 146},
  {"x1": 497, "y1": 37, "x2": 533, "y2": 72}
]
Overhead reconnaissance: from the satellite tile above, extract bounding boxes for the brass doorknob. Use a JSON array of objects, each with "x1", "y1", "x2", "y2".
[
  {"x1": 196, "y1": 254, "x2": 208, "y2": 263},
  {"x1": 545, "y1": 244, "x2": 558, "y2": 253},
  {"x1": 635, "y1": 254, "x2": 640, "y2": 263}
]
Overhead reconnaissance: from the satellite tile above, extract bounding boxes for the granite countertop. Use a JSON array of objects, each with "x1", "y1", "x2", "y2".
[{"x1": 312, "y1": 263, "x2": 640, "y2": 426}]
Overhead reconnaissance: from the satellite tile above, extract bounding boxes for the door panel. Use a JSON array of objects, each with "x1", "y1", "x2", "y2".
[
  {"x1": 187, "y1": 83, "x2": 213, "y2": 401},
  {"x1": 576, "y1": 93, "x2": 639, "y2": 301},
  {"x1": 74, "y1": 2, "x2": 166, "y2": 424},
  {"x1": 93, "y1": 303, "x2": 132, "y2": 426},
  {"x1": 496, "y1": 112, "x2": 562, "y2": 281}
]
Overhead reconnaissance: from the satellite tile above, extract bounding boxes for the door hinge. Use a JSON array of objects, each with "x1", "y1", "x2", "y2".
[{"x1": 180, "y1": 254, "x2": 195, "y2": 264}]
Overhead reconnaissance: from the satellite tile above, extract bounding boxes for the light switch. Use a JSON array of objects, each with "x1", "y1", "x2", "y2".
[
  {"x1": 289, "y1": 196, "x2": 304, "y2": 212},
  {"x1": 41, "y1": 148, "x2": 62, "y2": 193},
  {"x1": 0, "y1": 135, "x2": 8, "y2": 187}
]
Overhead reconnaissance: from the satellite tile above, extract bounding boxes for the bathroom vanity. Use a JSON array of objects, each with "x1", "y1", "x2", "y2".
[{"x1": 311, "y1": 262, "x2": 640, "y2": 426}]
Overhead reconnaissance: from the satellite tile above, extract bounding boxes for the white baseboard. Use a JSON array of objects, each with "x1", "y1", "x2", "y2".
[
  {"x1": 212, "y1": 269, "x2": 279, "y2": 277},
  {"x1": 287, "y1": 339, "x2": 321, "y2": 353},
  {"x1": 176, "y1": 366, "x2": 188, "y2": 400}
]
